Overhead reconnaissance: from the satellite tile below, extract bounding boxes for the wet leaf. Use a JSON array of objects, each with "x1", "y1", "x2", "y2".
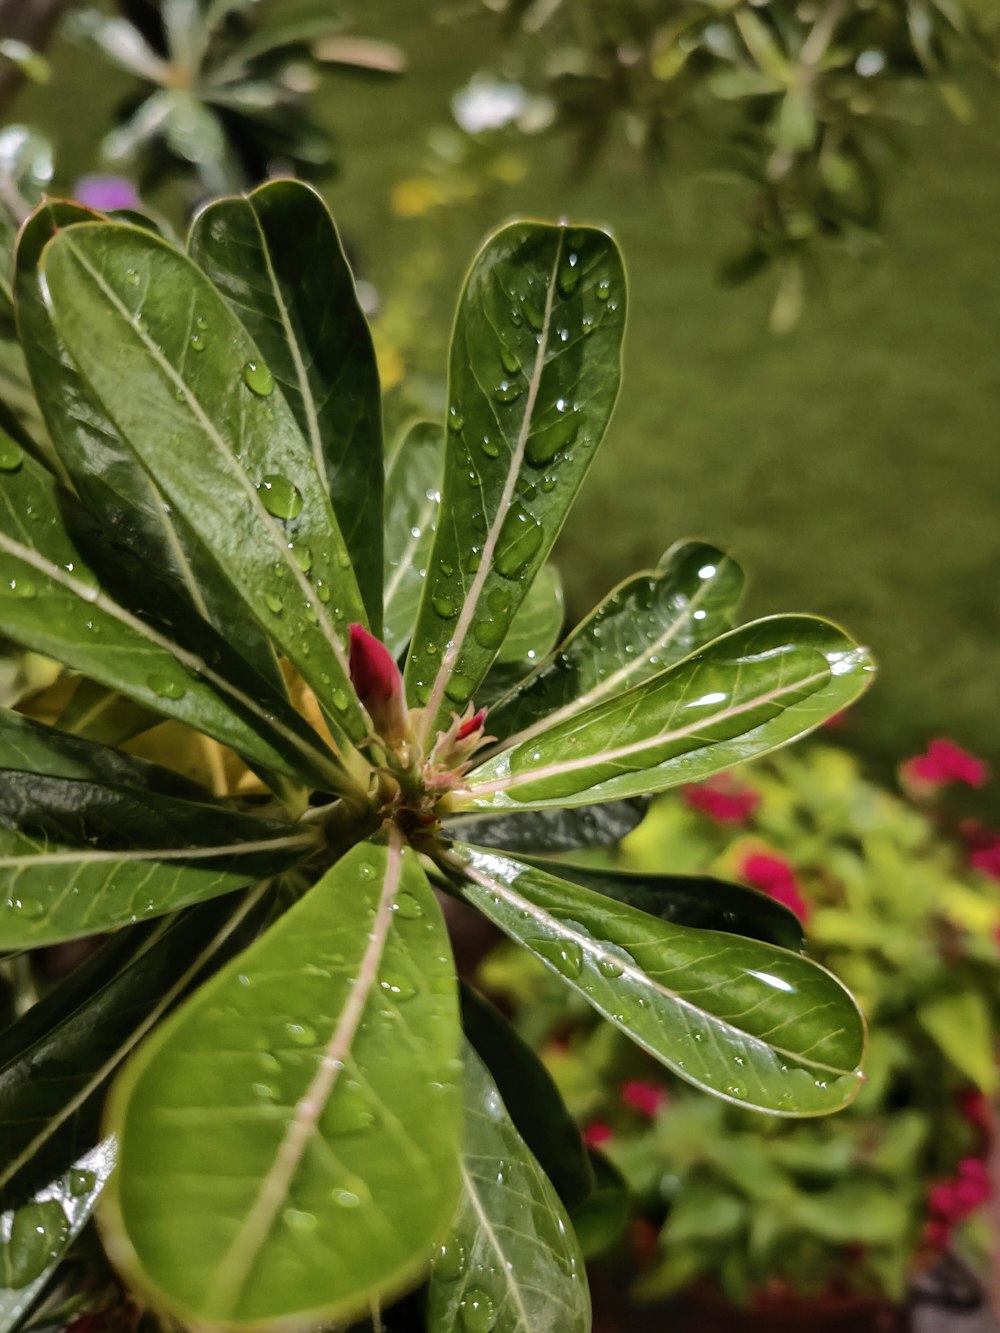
[
  {"x1": 443, "y1": 798, "x2": 648, "y2": 855},
  {"x1": 383, "y1": 421, "x2": 444, "y2": 657}
]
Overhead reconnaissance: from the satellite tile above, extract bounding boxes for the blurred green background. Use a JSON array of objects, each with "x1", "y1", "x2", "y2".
[{"x1": 17, "y1": 0, "x2": 1000, "y2": 770}]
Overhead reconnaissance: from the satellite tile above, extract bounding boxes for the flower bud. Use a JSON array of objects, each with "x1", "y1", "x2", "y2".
[{"x1": 348, "y1": 624, "x2": 409, "y2": 747}]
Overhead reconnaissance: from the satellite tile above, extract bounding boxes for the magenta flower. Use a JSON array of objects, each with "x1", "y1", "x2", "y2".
[
  {"x1": 683, "y1": 774, "x2": 760, "y2": 824},
  {"x1": 901, "y1": 738, "x2": 989, "y2": 792},
  {"x1": 583, "y1": 1122, "x2": 614, "y2": 1148},
  {"x1": 741, "y1": 851, "x2": 811, "y2": 926},
  {"x1": 348, "y1": 623, "x2": 408, "y2": 746},
  {"x1": 620, "y1": 1080, "x2": 667, "y2": 1118}
]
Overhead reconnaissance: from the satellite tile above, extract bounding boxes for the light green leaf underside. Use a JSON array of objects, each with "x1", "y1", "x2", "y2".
[
  {"x1": 39, "y1": 220, "x2": 368, "y2": 745},
  {"x1": 0, "y1": 443, "x2": 339, "y2": 789},
  {"x1": 189, "y1": 179, "x2": 385, "y2": 630},
  {"x1": 449, "y1": 845, "x2": 866, "y2": 1116},
  {"x1": 15, "y1": 201, "x2": 285, "y2": 692},
  {"x1": 383, "y1": 421, "x2": 444, "y2": 658},
  {"x1": 405, "y1": 220, "x2": 626, "y2": 736},
  {"x1": 0, "y1": 1140, "x2": 115, "y2": 1328},
  {"x1": 102, "y1": 834, "x2": 462, "y2": 1329},
  {"x1": 486, "y1": 540, "x2": 743, "y2": 752},
  {"x1": 426, "y1": 1043, "x2": 590, "y2": 1333},
  {"x1": 464, "y1": 615, "x2": 874, "y2": 810}
]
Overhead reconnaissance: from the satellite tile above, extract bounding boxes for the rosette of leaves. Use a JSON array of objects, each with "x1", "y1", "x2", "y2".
[
  {"x1": 0, "y1": 179, "x2": 874, "y2": 1331},
  {"x1": 65, "y1": 0, "x2": 404, "y2": 195},
  {"x1": 470, "y1": 0, "x2": 997, "y2": 327}
]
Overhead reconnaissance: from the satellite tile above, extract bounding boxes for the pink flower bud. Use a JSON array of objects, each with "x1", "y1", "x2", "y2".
[
  {"x1": 348, "y1": 624, "x2": 408, "y2": 745},
  {"x1": 457, "y1": 708, "x2": 488, "y2": 742}
]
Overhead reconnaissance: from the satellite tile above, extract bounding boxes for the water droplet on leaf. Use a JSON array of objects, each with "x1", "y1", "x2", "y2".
[
  {"x1": 258, "y1": 475, "x2": 303, "y2": 520},
  {"x1": 243, "y1": 360, "x2": 274, "y2": 396},
  {"x1": 0, "y1": 438, "x2": 24, "y2": 471}
]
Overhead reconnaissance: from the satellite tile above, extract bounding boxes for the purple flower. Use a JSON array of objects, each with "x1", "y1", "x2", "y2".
[{"x1": 73, "y1": 175, "x2": 141, "y2": 214}]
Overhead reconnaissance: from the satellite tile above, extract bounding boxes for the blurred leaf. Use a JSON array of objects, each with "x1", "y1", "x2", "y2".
[
  {"x1": 917, "y1": 990, "x2": 999, "y2": 1094},
  {"x1": 570, "y1": 1150, "x2": 629, "y2": 1260}
]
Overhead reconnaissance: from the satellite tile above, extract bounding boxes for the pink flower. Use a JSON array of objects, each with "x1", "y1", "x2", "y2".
[
  {"x1": 583, "y1": 1122, "x2": 614, "y2": 1148},
  {"x1": 928, "y1": 1158, "x2": 990, "y2": 1225},
  {"x1": 740, "y1": 851, "x2": 811, "y2": 926},
  {"x1": 73, "y1": 174, "x2": 141, "y2": 213},
  {"x1": 683, "y1": 774, "x2": 760, "y2": 825},
  {"x1": 902, "y1": 738, "x2": 989, "y2": 793},
  {"x1": 348, "y1": 624, "x2": 408, "y2": 745},
  {"x1": 958, "y1": 1088, "x2": 992, "y2": 1137},
  {"x1": 621, "y1": 1080, "x2": 668, "y2": 1118}
]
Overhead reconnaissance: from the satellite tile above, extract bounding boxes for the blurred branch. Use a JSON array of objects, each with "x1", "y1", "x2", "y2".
[{"x1": 0, "y1": 0, "x2": 75, "y2": 113}]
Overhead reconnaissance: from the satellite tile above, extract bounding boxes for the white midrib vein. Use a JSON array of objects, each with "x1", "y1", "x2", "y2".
[
  {"x1": 0, "y1": 881, "x2": 270, "y2": 1192},
  {"x1": 469, "y1": 664, "x2": 831, "y2": 797},
  {"x1": 206, "y1": 828, "x2": 404, "y2": 1316},
  {"x1": 485, "y1": 557, "x2": 733, "y2": 757},
  {"x1": 447, "y1": 851, "x2": 856, "y2": 1080},
  {"x1": 54, "y1": 235, "x2": 357, "y2": 700},
  {"x1": 0, "y1": 529, "x2": 342, "y2": 787},
  {"x1": 419, "y1": 230, "x2": 566, "y2": 742},
  {"x1": 1, "y1": 832, "x2": 314, "y2": 868}
]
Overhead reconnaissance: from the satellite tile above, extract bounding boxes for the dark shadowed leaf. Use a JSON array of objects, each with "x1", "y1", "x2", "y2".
[
  {"x1": 405, "y1": 221, "x2": 625, "y2": 737},
  {"x1": 485, "y1": 541, "x2": 743, "y2": 752},
  {"x1": 426, "y1": 1042, "x2": 589, "y2": 1333},
  {"x1": 461, "y1": 985, "x2": 593, "y2": 1210},
  {"x1": 570, "y1": 1150, "x2": 630, "y2": 1260},
  {"x1": 443, "y1": 797, "x2": 648, "y2": 855},
  {"x1": 40, "y1": 221, "x2": 369, "y2": 747},
  {"x1": 464, "y1": 617, "x2": 874, "y2": 810},
  {"x1": 190, "y1": 180, "x2": 384, "y2": 628},
  {"x1": 383, "y1": 421, "x2": 444, "y2": 658},
  {"x1": 448, "y1": 845, "x2": 865, "y2": 1116},
  {"x1": 102, "y1": 833, "x2": 461, "y2": 1329}
]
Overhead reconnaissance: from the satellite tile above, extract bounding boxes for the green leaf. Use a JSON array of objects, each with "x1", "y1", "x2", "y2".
[
  {"x1": 383, "y1": 421, "x2": 444, "y2": 658},
  {"x1": 426, "y1": 1042, "x2": 589, "y2": 1333},
  {"x1": 0, "y1": 1140, "x2": 115, "y2": 1328},
  {"x1": 485, "y1": 541, "x2": 743, "y2": 753},
  {"x1": 495, "y1": 565, "x2": 564, "y2": 667},
  {"x1": 463, "y1": 616, "x2": 874, "y2": 810},
  {"x1": 189, "y1": 180, "x2": 385, "y2": 628},
  {"x1": 16, "y1": 201, "x2": 285, "y2": 692},
  {"x1": 102, "y1": 833, "x2": 462, "y2": 1328},
  {"x1": 0, "y1": 886, "x2": 276, "y2": 1201},
  {"x1": 64, "y1": 9, "x2": 169, "y2": 82},
  {"x1": 55, "y1": 678, "x2": 160, "y2": 747},
  {"x1": 0, "y1": 444, "x2": 342, "y2": 790},
  {"x1": 443, "y1": 798, "x2": 648, "y2": 854},
  {"x1": 39, "y1": 220, "x2": 370, "y2": 748},
  {"x1": 461, "y1": 985, "x2": 593, "y2": 1210},
  {"x1": 405, "y1": 220, "x2": 625, "y2": 736},
  {"x1": 0, "y1": 775, "x2": 311, "y2": 947},
  {"x1": 917, "y1": 990, "x2": 998, "y2": 1094},
  {"x1": 448, "y1": 845, "x2": 866, "y2": 1115},
  {"x1": 570, "y1": 1151, "x2": 630, "y2": 1260},
  {"x1": 524, "y1": 861, "x2": 805, "y2": 951}
]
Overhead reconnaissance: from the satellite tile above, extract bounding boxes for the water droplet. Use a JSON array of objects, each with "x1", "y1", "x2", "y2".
[
  {"x1": 258, "y1": 1051, "x2": 280, "y2": 1074},
  {"x1": 598, "y1": 957, "x2": 624, "y2": 979},
  {"x1": 1, "y1": 1201, "x2": 69, "y2": 1287},
  {"x1": 147, "y1": 674, "x2": 186, "y2": 700},
  {"x1": 331, "y1": 688, "x2": 349, "y2": 711},
  {"x1": 448, "y1": 408, "x2": 465, "y2": 432},
  {"x1": 480, "y1": 434, "x2": 500, "y2": 457},
  {"x1": 532, "y1": 937, "x2": 583, "y2": 979},
  {"x1": 196, "y1": 315, "x2": 208, "y2": 330},
  {"x1": 525, "y1": 410, "x2": 578, "y2": 468},
  {"x1": 596, "y1": 277, "x2": 612, "y2": 302},
  {"x1": 474, "y1": 618, "x2": 506, "y2": 649},
  {"x1": 493, "y1": 379, "x2": 523, "y2": 405},
  {"x1": 258, "y1": 475, "x2": 303, "y2": 520},
  {"x1": 500, "y1": 347, "x2": 521, "y2": 374},
  {"x1": 332, "y1": 1189, "x2": 360, "y2": 1208},
  {"x1": 251, "y1": 1082, "x2": 277, "y2": 1101},
  {"x1": 324, "y1": 1088, "x2": 375, "y2": 1135},
  {"x1": 9, "y1": 577, "x2": 36, "y2": 599},
  {"x1": 264, "y1": 591, "x2": 284, "y2": 616},
  {"x1": 392, "y1": 892, "x2": 424, "y2": 919},
  {"x1": 557, "y1": 260, "x2": 581, "y2": 297},
  {"x1": 466, "y1": 548, "x2": 482, "y2": 573},
  {"x1": 190, "y1": 332, "x2": 205, "y2": 352},
  {"x1": 243, "y1": 360, "x2": 274, "y2": 396},
  {"x1": 380, "y1": 973, "x2": 417, "y2": 1002},
  {"x1": 286, "y1": 1022, "x2": 316, "y2": 1046},
  {"x1": 460, "y1": 1289, "x2": 497, "y2": 1332},
  {"x1": 290, "y1": 543, "x2": 313, "y2": 572},
  {"x1": 495, "y1": 502, "x2": 543, "y2": 579},
  {"x1": 358, "y1": 862, "x2": 376, "y2": 879},
  {"x1": 433, "y1": 1236, "x2": 467, "y2": 1281},
  {"x1": 0, "y1": 438, "x2": 24, "y2": 471},
  {"x1": 125, "y1": 268, "x2": 140, "y2": 286},
  {"x1": 523, "y1": 300, "x2": 545, "y2": 332},
  {"x1": 433, "y1": 596, "x2": 457, "y2": 619},
  {"x1": 67, "y1": 1168, "x2": 96, "y2": 1197},
  {"x1": 283, "y1": 1207, "x2": 317, "y2": 1232},
  {"x1": 444, "y1": 672, "x2": 474, "y2": 704}
]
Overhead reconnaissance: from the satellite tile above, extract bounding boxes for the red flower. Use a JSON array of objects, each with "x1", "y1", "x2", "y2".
[
  {"x1": 740, "y1": 851, "x2": 811, "y2": 926},
  {"x1": 928, "y1": 1158, "x2": 990, "y2": 1225},
  {"x1": 958, "y1": 822, "x2": 1000, "y2": 882},
  {"x1": 958, "y1": 1088, "x2": 992, "y2": 1138},
  {"x1": 684, "y1": 774, "x2": 760, "y2": 825},
  {"x1": 902, "y1": 738, "x2": 989, "y2": 793},
  {"x1": 348, "y1": 624, "x2": 408, "y2": 745},
  {"x1": 621, "y1": 1080, "x2": 668, "y2": 1118},
  {"x1": 583, "y1": 1122, "x2": 614, "y2": 1148}
]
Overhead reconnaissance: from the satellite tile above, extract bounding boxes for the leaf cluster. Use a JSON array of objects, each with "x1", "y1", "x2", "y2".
[{"x1": 0, "y1": 179, "x2": 874, "y2": 1329}]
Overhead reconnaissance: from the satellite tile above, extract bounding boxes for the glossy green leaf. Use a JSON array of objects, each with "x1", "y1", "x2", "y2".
[
  {"x1": 448, "y1": 845, "x2": 866, "y2": 1115},
  {"x1": 405, "y1": 221, "x2": 625, "y2": 736},
  {"x1": 0, "y1": 776, "x2": 310, "y2": 948},
  {"x1": 383, "y1": 421, "x2": 443, "y2": 658},
  {"x1": 40, "y1": 220, "x2": 369, "y2": 746},
  {"x1": 495, "y1": 565, "x2": 564, "y2": 667},
  {"x1": 426, "y1": 1043, "x2": 589, "y2": 1333},
  {"x1": 524, "y1": 861, "x2": 805, "y2": 951},
  {"x1": 461, "y1": 985, "x2": 593, "y2": 1210},
  {"x1": 56, "y1": 678, "x2": 160, "y2": 747},
  {"x1": 443, "y1": 798, "x2": 648, "y2": 855},
  {"x1": 0, "y1": 886, "x2": 276, "y2": 1201},
  {"x1": 0, "y1": 444, "x2": 342, "y2": 789},
  {"x1": 190, "y1": 180, "x2": 385, "y2": 628},
  {"x1": 485, "y1": 541, "x2": 743, "y2": 752},
  {"x1": 464, "y1": 616, "x2": 874, "y2": 811},
  {"x1": 15, "y1": 201, "x2": 285, "y2": 692},
  {"x1": 0, "y1": 1139, "x2": 114, "y2": 1328},
  {"x1": 102, "y1": 834, "x2": 462, "y2": 1329}
]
